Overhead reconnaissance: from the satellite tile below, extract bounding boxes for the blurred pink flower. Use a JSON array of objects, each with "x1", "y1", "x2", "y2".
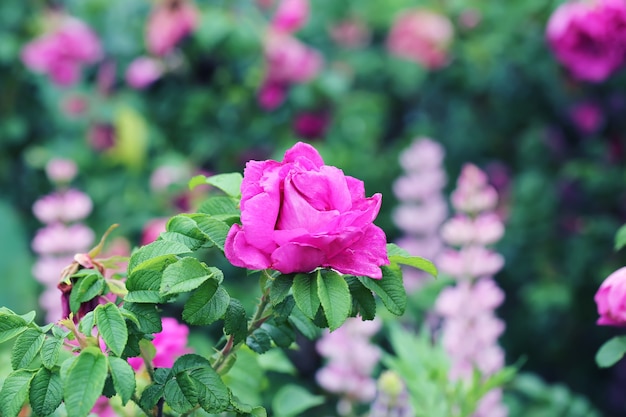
[
  {"x1": 126, "y1": 56, "x2": 164, "y2": 89},
  {"x1": 271, "y1": 0, "x2": 309, "y2": 34},
  {"x1": 32, "y1": 223, "x2": 95, "y2": 255},
  {"x1": 258, "y1": 80, "x2": 287, "y2": 110},
  {"x1": 91, "y1": 396, "x2": 117, "y2": 417},
  {"x1": 264, "y1": 30, "x2": 323, "y2": 83},
  {"x1": 141, "y1": 217, "x2": 169, "y2": 245},
  {"x1": 475, "y1": 389, "x2": 508, "y2": 417},
  {"x1": 387, "y1": 9, "x2": 454, "y2": 70},
  {"x1": 128, "y1": 317, "x2": 191, "y2": 370},
  {"x1": 21, "y1": 16, "x2": 102, "y2": 86},
  {"x1": 45, "y1": 158, "x2": 77, "y2": 183},
  {"x1": 150, "y1": 164, "x2": 191, "y2": 192},
  {"x1": 32, "y1": 256, "x2": 74, "y2": 286},
  {"x1": 293, "y1": 111, "x2": 330, "y2": 139},
  {"x1": 329, "y1": 19, "x2": 371, "y2": 48},
  {"x1": 437, "y1": 246, "x2": 505, "y2": 279},
  {"x1": 451, "y1": 164, "x2": 499, "y2": 213},
  {"x1": 32, "y1": 189, "x2": 93, "y2": 224},
  {"x1": 88, "y1": 123, "x2": 116, "y2": 151},
  {"x1": 570, "y1": 101, "x2": 604, "y2": 134},
  {"x1": 146, "y1": 0, "x2": 198, "y2": 56},
  {"x1": 441, "y1": 213, "x2": 504, "y2": 247},
  {"x1": 392, "y1": 197, "x2": 448, "y2": 234},
  {"x1": 547, "y1": 0, "x2": 626, "y2": 82},
  {"x1": 595, "y1": 266, "x2": 626, "y2": 325},
  {"x1": 60, "y1": 94, "x2": 89, "y2": 117}
]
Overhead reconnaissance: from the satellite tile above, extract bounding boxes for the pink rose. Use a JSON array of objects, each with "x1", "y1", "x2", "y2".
[
  {"x1": 128, "y1": 317, "x2": 191, "y2": 370},
  {"x1": 271, "y1": 0, "x2": 310, "y2": 34},
  {"x1": 546, "y1": 0, "x2": 626, "y2": 82},
  {"x1": 225, "y1": 142, "x2": 389, "y2": 278},
  {"x1": 595, "y1": 266, "x2": 626, "y2": 325},
  {"x1": 146, "y1": 0, "x2": 198, "y2": 56},
  {"x1": 386, "y1": 9, "x2": 454, "y2": 70},
  {"x1": 126, "y1": 56, "x2": 164, "y2": 89},
  {"x1": 264, "y1": 30, "x2": 323, "y2": 84}
]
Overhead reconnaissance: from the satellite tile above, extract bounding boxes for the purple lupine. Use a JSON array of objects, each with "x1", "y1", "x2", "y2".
[
  {"x1": 392, "y1": 138, "x2": 448, "y2": 292},
  {"x1": 434, "y1": 163, "x2": 508, "y2": 417}
]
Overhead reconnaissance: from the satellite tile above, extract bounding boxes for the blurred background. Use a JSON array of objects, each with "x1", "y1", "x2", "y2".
[{"x1": 1, "y1": 0, "x2": 626, "y2": 415}]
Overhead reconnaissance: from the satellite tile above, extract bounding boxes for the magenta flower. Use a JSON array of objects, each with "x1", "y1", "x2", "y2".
[
  {"x1": 126, "y1": 56, "x2": 164, "y2": 89},
  {"x1": 595, "y1": 266, "x2": 626, "y2": 325},
  {"x1": 546, "y1": 0, "x2": 626, "y2": 82},
  {"x1": 293, "y1": 111, "x2": 330, "y2": 139},
  {"x1": 146, "y1": 0, "x2": 198, "y2": 56},
  {"x1": 271, "y1": 0, "x2": 310, "y2": 34},
  {"x1": 225, "y1": 142, "x2": 389, "y2": 278},
  {"x1": 21, "y1": 16, "x2": 102, "y2": 86},
  {"x1": 386, "y1": 9, "x2": 454, "y2": 70},
  {"x1": 128, "y1": 317, "x2": 191, "y2": 370},
  {"x1": 264, "y1": 30, "x2": 323, "y2": 84}
]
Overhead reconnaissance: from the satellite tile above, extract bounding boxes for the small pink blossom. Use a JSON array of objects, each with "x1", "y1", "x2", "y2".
[
  {"x1": 32, "y1": 189, "x2": 93, "y2": 224},
  {"x1": 91, "y1": 396, "x2": 117, "y2": 417},
  {"x1": 128, "y1": 317, "x2": 191, "y2": 371},
  {"x1": 437, "y1": 246, "x2": 505, "y2": 279},
  {"x1": 146, "y1": 0, "x2": 198, "y2": 56},
  {"x1": 441, "y1": 213, "x2": 504, "y2": 247},
  {"x1": 595, "y1": 266, "x2": 626, "y2": 325},
  {"x1": 126, "y1": 56, "x2": 164, "y2": 89},
  {"x1": 546, "y1": 0, "x2": 626, "y2": 82},
  {"x1": 45, "y1": 158, "x2": 77, "y2": 183},
  {"x1": 451, "y1": 164, "x2": 499, "y2": 213},
  {"x1": 258, "y1": 80, "x2": 288, "y2": 110},
  {"x1": 570, "y1": 101, "x2": 604, "y2": 134},
  {"x1": 88, "y1": 123, "x2": 116, "y2": 151},
  {"x1": 387, "y1": 9, "x2": 454, "y2": 70},
  {"x1": 392, "y1": 197, "x2": 448, "y2": 234},
  {"x1": 264, "y1": 30, "x2": 323, "y2": 84},
  {"x1": 293, "y1": 111, "x2": 330, "y2": 139},
  {"x1": 141, "y1": 218, "x2": 169, "y2": 246},
  {"x1": 32, "y1": 223, "x2": 95, "y2": 255},
  {"x1": 329, "y1": 19, "x2": 371, "y2": 48},
  {"x1": 271, "y1": 0, "x2": 309, "y2": 34},
  {"x1": 21, "y1": 16, "x2": 102, "y2": 86}
]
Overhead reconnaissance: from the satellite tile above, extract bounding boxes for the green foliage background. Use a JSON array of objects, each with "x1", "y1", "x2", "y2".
[{"x1": 1, "y1": 0, "x2": 625, "y2": 415}]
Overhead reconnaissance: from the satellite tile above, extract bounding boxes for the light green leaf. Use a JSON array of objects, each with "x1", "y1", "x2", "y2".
[
  {"x1": 29, "y1": 367, "x2": 63, "y2": 417},
  {"x1": 69, "y1": 272, "x2": 105, "y2": 314},
  {"x1": 358, "y1": 265, "x2": 407, "y2": 316},
  {"x1": 11, "y1": 328, "x2": 45, "y2": 369},
  {"x1": 272, "y1": 385, "x2": 324, "y2": 417},
  {"x1": 596, "y1": 336, "x2": 626, "y2": 368},
  {"x1": 386, "y1": 243, "x2": 410, "y2": 257},
  {"x1": 292, "y1": 273, "x2": 320, "y2": 320},
  {"x1": 270, "y1": 275, "x2": 293, "y2": 306},
  {"x1": 615, "y1": 224, "x2": 626, "y2": 251},
  {"x1": 63, "y1": 347, "x2": 108, "y2": 417},
  {"x1": 317, "y1": 270, "x2": 351, "y2": 331},
  {"x1": 205, "y1": 172, "x2": 243, "y2": 197},
  {"x1": 197, "y1": 196, "x2": 240, "y2": 217},
  {"x1": 188, "y1": 214, "x2": 230, "y2": 251},
  {"x1": 128, "y1": 240, "x2": 191, "y2": 273},
  {"x1": 182, "y1": 280, "x2": 230, "y2": 325},
  {"x1": 0, "y1": 369, "x2": 33, "y2": 417},
  {"x1": 389, "y1": 255, "x2": 438, "y2": 278},
  {"x1": 78, "y1": 311, "x2": 95, "y2": 336},
  {"x1": 189, "y1": 174, "x2": 208, "y2": 190},
  {"x1": 19, "y1": 311, "x2": 36, "y2": 324},
  {"x1": 124, "y1": 290, "x2": 164, "y2": 304},
  {"x1": 0, "y1": 312, "x2": 28, "y2": 344},
  {"x1": 121, "y1": 303, "x2": 162, "y2": 334},
  {"x1": 95, "y1": 303, "x2": 128, "y2": 357},
  {"x1": 163, "y1": 215, "x2": 209, "y2": 250},
  {"x1": 40, "y1": 337, "x2": 63, "y2": 369},
  {"x1": 108, "y1": 357, "x2": 136, "y2": 405},
  {"x1": 160, "y1": 257, "x2": 221, "y2": 296}
]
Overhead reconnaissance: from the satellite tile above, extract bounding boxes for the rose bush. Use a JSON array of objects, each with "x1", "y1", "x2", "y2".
[
  {"x1": 595, "y1": 266, "x2": 626, "y2": 325},
  {"x1": 225, "y1": 142, "x2": 389, "y2": 278}
]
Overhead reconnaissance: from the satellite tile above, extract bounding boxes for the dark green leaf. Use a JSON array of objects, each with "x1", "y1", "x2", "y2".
[
  {"x1": 182, "y1": 280, "x2": 230, "y2": 325},
  {"x1": 616, "y1": 224, "x2": 626, "y2": 251},
  {"x1": 172, "y1": 354, "x2": 212, "y2": 373},
  {"x1": 189, "y1": 367, "x2": 230, "y2": 413},
  {"x1": 288, "y1": 307, "x2": 320, "y2": 340},
  {"x1": 346, "y1": 276, "x2": 376, "y2": 320},
  {"x1": 317, "y1": 270, "x2": 351, "y2": 331},
  {"x1": 128, "y1": 240, "x2": 191, "y2": 273},
  {"x1": 596, "y1": 336, "x2": 626, "y2": 368},
  {"x1": 121, "y1": 303, "x2": 162, "y2": 334},
  {"x1": 205, "y1": 172, "x2": 243, "y2": 197},
  {"x1": 292, "y1": 273, "x2": 320, "y2": 320},
  {"x1": 63, "y1": 347, "x2": 108, "y2": 417},
  {"x1": 246, "y1": 328, "x2": 272, "y2": 354},
  {"x1": 273, "y1": 295, "x2": 295, "y2": 323},
  {"x1": 263, "y1": 323, "x2": 295, "y2": 348},
  {"x1": 188, "y1": 214, "x2": 230, "y2": 251},
  {"x1": 272, "y1": 385, "x2": 324, "y2": 417},
  {"x1": 0, "y1": 312, "x2": 28, "y2": 344},
  {"x1": 95, "y1": 303, "x2": 128, "y2": 356},
  {"x1": 270, "y1": 275, "x2": 293, "y2": 306},
  {"x1": 0, "y1": 369, "x2": 33, "y2": 417},
  {"x1": 358, "y1": 265, "x2": 407, "y2": 316},
  {"x1": 139, "y1": 383, "x2": 164, "y2": 410},
  {"x1": 29, "y1": 368, "x2": 63, "y2": 417},
  {"x1": 40, "y1": 337, "x2": 63, "y2": 369},
  {"x1": 69, "y1": 272, "x2": 105, "y2": 314},
  {"x1": 11, "y1": 329, "x2": 45, "y2": 369},
  {"x1": 108, "y1": 356, "x2": 136, "y2": 405},
  {"x1": 161, "y1": 258, "x2": 221, "y2": 296},
  {"x1": 164, "y1": 373, "x2": 197, "y2": 413},
  {"x1": 224, "y1": 298, "x2": 247, "y2": 346}
]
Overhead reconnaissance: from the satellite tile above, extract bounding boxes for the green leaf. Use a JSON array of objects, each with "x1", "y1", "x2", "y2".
[
  {"x1": 0, "y1": 312, "x2": 28, "y2": 344},
  {"x1": 161, "y1": 258, "x2": 221, "y2": 296},
  {"x1": 189, "y1": 174, "x2": 208, "y2": 190},
  {"x1": 121, "y1": 303, "x2": 162, "y2": 334},
  {"x1": 596, "y1": 336, "x2": 626, "y2": 368},
  {"x1": 95, "y1": 303, "x2": 128, "y2": 356},
  {"x1": 346, "y1": 276, "x2": 376, "y2": 321},
  {"x1": 124, "y1": 290, "x2": 164, "y2": 304},
  {"x1": 270, "y1": 275, "x2": 293, "y2": 306},
  {"x1": 246, "y1": 328, "x2": 272, "y2": 354},
  {"x1": 386, "y1": 243, "x2": 410, "y2": 257},
  {"x1": 139, "y1": 383, "x2": 165, "y2": 410},
  {"x1": 317, "y1": 270, "x2": 352, "y2": 331},
  {"x1": 188, "y1": 214, "x2": 231, "y2": 251},
  {"x1": 388, "y1": 255, "x2": 438, "y2": 278},
  {"x1": 224, "y1": 298, "x2": 248, "y2": 346},
  {"x1": 263, "y1": 323, "x2": 295, "y2": 348},
  {"x1": 292, "y1": 273, "x2": 320, "y2": 320},
  {"x1": 164, "y1": 373, "x2": 197, "y2": 413},
  {"x1": 63, "y1": 347, "x2": 108, "y2": 417},
  {"x1": 11, "y1": 328, "x2": 45, "y2": 369},
  {"x1": 615, "y1": 224, "x2": 626, "y2": 251},
  {"x1": 78, "y1": 311, "x2": 95, "y2": 336},
  {"x1": 0, "y1": 369, "x2": 33, "y2": 417},
  {"x1": 272, "y1": 385, "x2": 324, "y2": 417},
  {"x1": 288, "y1": 307, "x2": 320, "y2": 340},
  {"x1": 29, "y1": 368, "x2": 63, "y2": 417},
  {"x1": 128, "y1": 240, "x2": 191, "y2": 273},
  {"x1": 197, "y1": 196, "x2": 240, "y2": 217},
  {"x1": 273, "y1": 296, "x2": 295, "y2": 323},
  {"x1": 108, "y1": 357, "x2": 136, "y2": 405},
  {"x1": 182, "y1": 280, "x2": 230, "y2": 325},
  {"x1": 19, "y1": 311, "x2": 37, "y2": 325},
  {"x1": 189, "y1": 367, "x2": 230, "y2": 413},
  {"x1": 358, "y1": 265, "x2": 407, "y2": 316},
  {"x1": 69, "y1": 271, "x2": 105, "y2": 314},
  {"x1": 205, "y1": 172, "x2": 243, "y2": 197},
  {"x1": 40, "y1": 337, "x2": 63, "y2": 369},
  {"x1": 162, "y1": 215, "x2": 209, "y2": 250}
]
